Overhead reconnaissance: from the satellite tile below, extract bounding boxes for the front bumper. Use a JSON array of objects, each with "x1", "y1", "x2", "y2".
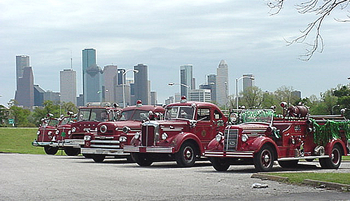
[
  {"x1": 124, "y1": 145, "x2": 175, "y2": 154},
  {"x1": 32, "y1": 140, "x2": 50, "y2": 147},
  {"x1": 81, "y1": 148, "x2": 129, "y2": 156},
  {"x1": 50, "y1": 139, "x2": 84, "y2": 148},
  {"x1": 204, "y1": 151, "x2": 254, "y2": 158}
]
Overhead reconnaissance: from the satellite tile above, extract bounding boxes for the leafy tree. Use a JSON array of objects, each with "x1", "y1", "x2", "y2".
[
  {"x1": 268, "y1": 0, "x2": 350, "y2": 60},
  {"x1": 0, "y1": 105, "x2": 8, "y2": 126},
  {"x1": 8, "y1": 105, "x2": 32, "y2": 127},
  {"x1": 240, "y1": 86, "x2": 263, "y2": 109}
]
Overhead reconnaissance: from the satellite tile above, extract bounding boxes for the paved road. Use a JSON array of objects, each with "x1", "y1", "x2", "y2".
[{"x1": 0, "y1": 153, "x2": 349, "y2": 201}]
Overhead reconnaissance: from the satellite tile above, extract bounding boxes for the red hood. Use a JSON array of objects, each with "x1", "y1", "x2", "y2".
[{"x1": 99, "y1": 120, "x2": 142, "y2": 129}]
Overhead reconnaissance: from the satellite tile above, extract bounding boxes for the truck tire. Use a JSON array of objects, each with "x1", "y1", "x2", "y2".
[
  {"x1": 92, "y1": 155, "x2": 105, "y2": 163},
  {"x1": 175, "y1": 142, "x2": 196, "y2": 167},
  {"x1": 64, "y1": 147, "x2": 80, "y2": 156},
  {"x1": 132, "y1": 153, "x2": 153, "y2": 166},
  {"x1": 319, "y1": 144, "x2": 342, "y2": 169},
  {"x1": 209, "y1": 157, "x2": 230, "y2": 171},
  {"x1": 44, "y1": 146, "x2": 58, "y2": 155},
  {"x1": 278, "y1": 160, "x2": 298, "y2": 168},
  {"x1": 253, "y1": 145, "x2": 274, "y2": 172}
]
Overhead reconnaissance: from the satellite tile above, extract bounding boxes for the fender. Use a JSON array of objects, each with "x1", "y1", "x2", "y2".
[
  {"x1": 172, "y1": 132, "x2": 203, "y2": 154},
  {"x1": 324, "y1": 139, "x2": 348, "y2": 156},
  {"x1": 249, "y1": 136, "x2": 280, "y2": 158}
]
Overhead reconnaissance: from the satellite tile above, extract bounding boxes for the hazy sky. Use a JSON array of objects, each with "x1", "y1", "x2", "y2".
[{"x1": 1, "y1": 0, "x2": 349, "y2": 106}]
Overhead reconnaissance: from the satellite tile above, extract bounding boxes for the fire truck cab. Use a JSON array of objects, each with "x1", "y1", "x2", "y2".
[
  {"x1": 124, "y1": 97, "x2": 228, "y2": 167},
  {"x1": 50, "y1": 103, "x2": 120, "y2": 156},
  {"x1": 205, "y1": 103, "x2": 350, "y2": 172},
  {"x1": 81, "y1": 101, "x2": 165, "y2": 162}
]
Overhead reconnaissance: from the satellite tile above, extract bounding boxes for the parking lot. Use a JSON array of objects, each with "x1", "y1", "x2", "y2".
[{"x1": 0, "y1": 153, "x2": 349, "y2": 201}]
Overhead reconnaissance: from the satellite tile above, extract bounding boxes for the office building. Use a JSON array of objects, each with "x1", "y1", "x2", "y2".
[
  {"x1": 82, "y1": 48, "x2": 102, "y2": 104},
  {"x1": 34, "y1": 85, "x2": 45, "y2": 106},
  {"x1": 133, "y1": 64, "x2": 149, "y2": 104},
  {"x1": 60, "y1": 69, "x2": 77, "y2": 105},
  {"x1": 243, "y1": 74, "x2": 254, "y2": 91},
  {"x1": 216, "y1": 60, "x2": 229, "y2": 107},
  {"x1": 16, "y1": 55, "x2": 30, "y2": 85},
  {"x1": 15, "y1": 66, "x2": 34, "y2": 108},
  {"x1": 180, "y1": 64, "x2": 193, "y2": 98},
  {"x1": 103, "y1": 65, "x2": 118, "y2": 103},
  {"x1": 189, "y1": 89, "x2": 211, "y2": 102}
]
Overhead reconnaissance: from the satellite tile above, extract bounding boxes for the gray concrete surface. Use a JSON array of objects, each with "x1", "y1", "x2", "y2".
[{"x1": 0, "y1": 153, "x2": 349, "y2": 201}]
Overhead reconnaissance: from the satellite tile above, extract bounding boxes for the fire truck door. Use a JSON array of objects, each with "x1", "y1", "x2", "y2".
[{"x1": 195, "y1": 108, "x2": 216, "y2": 146}]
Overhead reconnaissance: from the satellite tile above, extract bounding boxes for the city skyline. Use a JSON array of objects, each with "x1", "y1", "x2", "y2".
[{"x1": 1, "y1": 1, "x2": 349, "y2": 106}]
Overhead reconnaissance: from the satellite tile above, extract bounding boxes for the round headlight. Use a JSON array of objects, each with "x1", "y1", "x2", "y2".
[
  {"x1": 71, "y1": 127, "x2": 76, "y2": 133},
  {"x1": 215, "y1": 133, "x2": 223, "y2": 142},
  {"x1": 242, "y1": 134, "x2": 249, "y2": 142},
  {"x1": 48, "y1": 131, "x2": 52, "y2": 136},
  {"x1": 68, "y1": 130, "x2": 71, "y2": 135},
  {"x1": 161, "y1": 133, "x2": 168, "y2": 140},
  {"x1": 55, "y1": 130, "x2": 59, "y2": 135},
  {"x1": 134, "y1": 132, "x2": 140, "y2": 140},
  {"x1": 37, "y1": 131, "x2": 40, "y2": 135},
  {"x1": 100, "y1": 125, "x2": 107, "y2": 133},
  {"x1": 119, "y1": 136, "x2": 127, "y2": 142}
]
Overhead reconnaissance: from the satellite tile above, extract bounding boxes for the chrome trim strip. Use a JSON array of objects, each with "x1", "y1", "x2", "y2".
[{"x1": 81, "y1": 148, "x2": 129, "y2": 156}]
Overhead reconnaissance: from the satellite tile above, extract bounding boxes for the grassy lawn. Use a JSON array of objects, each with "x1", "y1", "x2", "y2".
[
  {"x1": 0, "y1": 127, "x2": 45, "y2": 154},
  {"x1": 267, "y1": 172, "x2": 350, "y2": 185}
]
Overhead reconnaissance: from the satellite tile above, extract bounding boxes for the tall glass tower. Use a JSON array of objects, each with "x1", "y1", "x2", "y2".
[
  {"x1": 180, "y1": 64, "x2": 193, "y2": 98},
  {"x1": 133, "y1": 64, "x2": 149, "y2": 105},
  {"x1": 82, "y1": 48, "x2": 102, "y2": 104}
]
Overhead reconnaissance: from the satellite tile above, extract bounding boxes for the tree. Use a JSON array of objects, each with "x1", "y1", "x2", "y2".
[
  {"x1": 240, "y1": 86, "x2": 263, "y2": 109},
  {"x1": 268, "y1": 0, "x2": 350, "y2": 60},
  {"x1": 8, "y1": 105, "x2": 32, "y2": 127}
]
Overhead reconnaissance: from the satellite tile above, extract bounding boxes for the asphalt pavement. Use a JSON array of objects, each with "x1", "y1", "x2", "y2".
[{"x1": 0, "y1": 153, "x2": 349, "y2": 201}]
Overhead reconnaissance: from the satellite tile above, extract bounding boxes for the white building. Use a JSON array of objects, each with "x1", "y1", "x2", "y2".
[
  {"x1": 189, "y1": 89, "x2": 211, "y2": 102},
  {"x1": 60, "y1": 69, "x2": 76, "y2": 105},
  {"x1": 216, "y1": 60, "x2": 229, "y2": 107}
]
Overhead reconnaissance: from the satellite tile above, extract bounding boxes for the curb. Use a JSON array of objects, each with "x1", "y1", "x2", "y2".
[{"x1": 251, "y1": 173, "x2": 350, "y2": 192}]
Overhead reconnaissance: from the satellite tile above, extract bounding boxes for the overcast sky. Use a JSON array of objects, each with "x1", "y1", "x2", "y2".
[{"x1": 1, "y1": 0, "x2": 349, "y2": 106}]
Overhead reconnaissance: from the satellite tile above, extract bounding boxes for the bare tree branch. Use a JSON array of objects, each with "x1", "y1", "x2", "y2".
[{"x1": 269, "y1": 0, "x2": 350, "y2": 60}]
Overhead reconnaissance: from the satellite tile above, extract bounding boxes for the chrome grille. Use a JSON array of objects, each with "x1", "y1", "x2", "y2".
[
  {"x1": 224, "y1": 129, "x2": 238, "y2": 151},
  {"x1": 141, "y1": 122, "x2": 159, "y2": 146}
]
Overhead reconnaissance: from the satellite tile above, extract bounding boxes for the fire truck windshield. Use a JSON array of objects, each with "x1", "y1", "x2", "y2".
[
  {"x1": 165, "y1": 106, "x2": 194, "y2": 120},
  {"x1": 47, "y1": 119, "x2": 59, "y2": 126},
  {"x1": 78, "y1": 108, "x2": 110, "y2": 122},
  {"x1": 240, "y1": 109, "x2": 274, "y2": 124},
  {"x1": 119, "y1": 110, "x2": 150, "y2": 121}
]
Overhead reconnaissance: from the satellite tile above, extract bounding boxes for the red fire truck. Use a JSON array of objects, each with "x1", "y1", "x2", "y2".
[
  {"x1": 205, "y1": 103, "x2": 350, "y2": 172},
  {"x1": 81, "y1": 101, "x2": 165, "y2": 162},
  {"x1": 32, "y1": 114, "x2": 61, "y2": 154},
  {"x1": 124, "y1": 97, "x2": 228, "y2": 167},
  {"x1": 53, "y1": 103, "x2": 121, "y2": 155}
]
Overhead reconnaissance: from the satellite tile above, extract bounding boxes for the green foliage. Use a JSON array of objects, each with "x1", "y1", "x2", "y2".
[
  {"x1": 9, "y1": 105, "x2": 33, "y2": 127},
  {"x1": 311, "y1": 119, "x2": 350, "y2": 145}
]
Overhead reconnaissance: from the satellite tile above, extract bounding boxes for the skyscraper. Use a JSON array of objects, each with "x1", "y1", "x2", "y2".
[
  {"x1": 16, "y1": 55, "x2": 30, "y2": 85},
  {"x1": 60, "y1": 69, "x2": 77, "y2": 105},
  {"x1": 15, "y1": 66, "x2": 34, "y2": 108},
  {"x1": 133, "y1": 64, "x2": 149, "y2": 105},
  {"x1": 243, "y1": 74, "x2": 254, "y2": 92},
  {"x1": 103, "y1": 65, "x2": 118, "y2": 103},
  {"x1": 216, "y1": 60, "x2": 229, "y2": 107},
  {"x1": 82, "y1": 48, "x2": 102, "y2": 104},
  {"x1": 180, "y1": 64, "x2": 193, "y2": 98}
]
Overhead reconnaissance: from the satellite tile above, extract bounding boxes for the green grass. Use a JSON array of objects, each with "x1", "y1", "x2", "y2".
[
  {"x1": 343, "y1": 155, "x2": 350, "y2": 161},
  {"x1": 267, "y1": 172, "x2": 350, "y2": 185},
  {"x1": 0, "y1": 127, "x2": 45, "y2": 154}
]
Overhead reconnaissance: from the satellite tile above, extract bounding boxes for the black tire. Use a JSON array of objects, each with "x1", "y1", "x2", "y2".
[
  {"x1": 319, "y1": 144, "x2": 342, "y2": 169},
  {"x1": 64, "y1": 147, "x2": 80, "y2": 156},
  {"x1": 253, "y1": 145, "x2": 274, "y2": 172},
  {"x1": 278, "y1": 160, "x2": 298, "y2": 168},
  {"x1": 209, "y1": 157, "x2": 230, "y2": 171},
  {"x1": 92, "y1": 155, "x2": 105, "y2": 163},
  {"x1": 132, "y1": 153, "x2": 153, "y2": 166},
  {"x1": 44, "y1": 146, "x2": 58, "y2": 155},
  {"x1": 305, "y1": 159, "x2": 314, "y2": 162},
  {"x1": 175, "y1": 142, "x2": 197, "y2": 167},
  {"x1": 126, "y1": 155, "x2": 135, "y2": 163}
]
